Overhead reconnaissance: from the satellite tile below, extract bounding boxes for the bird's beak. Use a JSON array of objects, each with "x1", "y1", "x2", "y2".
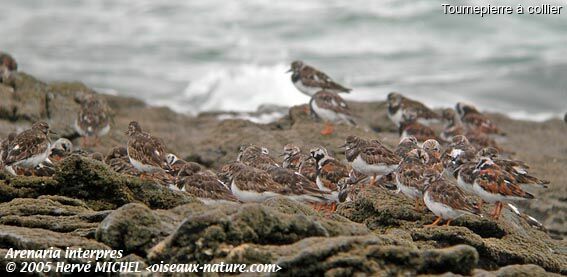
[
  {"x1": 49, "y1": 130, "x2": 58, "y2": 135},
  {"x1": 278, "y1": 153, "x2": 286, "y2": 157},
  {"x1": 338, "y1": 143, "x2": 347, "y2": 148},
  {"x1": 286, "y1": 68, "x2": 292, "y2": 73}
]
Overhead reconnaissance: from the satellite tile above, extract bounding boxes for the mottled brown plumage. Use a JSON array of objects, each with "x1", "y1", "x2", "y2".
[
  {"x1": 289, "y1": 60, "x2": 351, "y2": 96},
  {"x1": 74, "y1": 94, "x2": 111, "y2": 140},
  {"x1": 237, "y1": 144, "x2": 279, "y2": 170},
  {"x1": 456, "y1": 102, "x2": 503, "y2": 135},
  {"x1": 310, "y1": 90, "x2": 356, "y2": 126},
  {"x1": 125, "y1": 121, "x2": 170, "y2": 173},
  {"x1": 176, "y1": 163, "x2": 237, "y2": 202},
  {"x1": 105, "y1": 146, "x2": 141, "y2": 176},
  {"x1": 423, "y1": 169, "x2": 480, "y2": 225},
  {"x1": 3, "y1": 122, "x2": 51, "y2": 169},
  {"x1": 310, "y1": 147, "x2": 349, "y2": 192},
  {"x1": 387, "y1": 92, "x2": 440, "y2": 127}
]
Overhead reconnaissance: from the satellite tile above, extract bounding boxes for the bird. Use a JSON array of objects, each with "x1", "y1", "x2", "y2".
[
  {"x1": 280, "y1": 144, "x2": 318, "y2": 182},
  {"x1": 387, "y1": 92, "x2": 440, "y2": 127},
  {"x1": 310, "y1": 146, "x2": 350, "y2": 208},
  {"x1": 175, "y1": 163, "x2": 237, "y2": 204},
  {"x1": 104, "y1": 146, "x2": 140, "y2": 176},
  {"x1": 422, "y1": 169, "x2": 481, "y2": 227},
  {"x1": 440, "y1": 108, "x2": 501, "y2": 151},
  {"x1": 477, "y1": 147, "x2": 549, "y2": 188},
  {"x1": 281, "y1": 144, "x2": 302, "y2": 171},
  {"x1": 166, "y1": 153, "x2": 188, "y2": 176},
  {"x1": 287, "y1": 60, "x2": 351, "y2": 96},
  {"x1": 472, "y1": 158, "x2": 534, "y2": 219},
  {"x1": 341, "y1": 136, "x2": 400, "y2": 185},
  {"x1": 456, "y1": 102, "x2": 503, "y2": 135},
  {"x1": 125, "y1": 121, "x2": 170, "y2": 176},
  {"x1": 0, "y1": 132, "x2": 16, "y2": 167},
  {"x1": 394, "y1": 136, "x2": 419, "y2": 159},
  {"x1": 220, "y1": 162, "x2": 326, "y2": 203},
  {"x1": 398, "y1": 111, "x2": 440, "y2": 143},
  {"x1": 237, "y1": 144, "x2": 279, "y2": 170},
  {"x1": 309, "y1": 90, "x2": 356, "y2": 135},
  {"x1": 3, "y1": 122, "x2": 53, "y2": 175},
  {"x1": 0, "y1": 52, "x2": 17, "y2": 89},
  {"x1": 395, "y1": 148, "x2": 430, "y2": 210},
  {"x1": 49, "y1": 138, "x2": 73, "y2": 162},
  {"x1": 265, "y1": 166, "x2": 332, "y2": 203},
  {"x1": 74, "y1": 94, "x2": 112, "y2": 147},
  {"x1": 422, "y1": 139, "x2": 443, "y2": 172}
]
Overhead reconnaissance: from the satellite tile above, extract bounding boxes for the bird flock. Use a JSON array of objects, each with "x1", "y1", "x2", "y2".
[{"x1": 0, "y1": 57, "x2": 550, "y2": 228}]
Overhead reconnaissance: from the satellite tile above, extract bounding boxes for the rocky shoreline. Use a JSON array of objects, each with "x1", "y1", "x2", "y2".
[{"x1": 0, "y1": 72, "x2": 566, "y2": 275}]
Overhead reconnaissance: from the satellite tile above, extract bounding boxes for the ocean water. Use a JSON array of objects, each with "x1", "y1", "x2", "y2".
[{"x1": 1, "y1": 0, "x2": 565, "y2": 121}]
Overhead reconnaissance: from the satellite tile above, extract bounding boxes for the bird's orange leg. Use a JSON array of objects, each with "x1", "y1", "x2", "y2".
[
  {"x1": 329, "y1": 202, "x2": 337, "y2": 212},
  {"x1": 492, "y1": 202, "x2": 503, "y2": 219},
  {"x1": 444, "y1": 219, "x2": 452, "y2": 226},
  {"x1": 320, "y1": 123, "x2": 335, "y2": 135},
  {"x1": 425, "y1": 217, "x2": 442, "y2": 227},
  {"x1": 368, "y1": 175, "x2": 377, "y2": 186}
]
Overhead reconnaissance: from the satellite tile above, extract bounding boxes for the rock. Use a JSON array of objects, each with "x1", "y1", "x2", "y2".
[
  {"x1": 0, "y1": 225, "x2": 111, "y2": 267},
  {"x1": 54, "y1": 155, "x2": 199, "y2": 210},
  {"x1": 0, "y1": 196, "x2": 107, "y2": 234},
  {"x1": 220, "y1": 235, "x2": 477, "y2": 276},
  {"x1": 148, "y1": 203, "x2": 370, "y2": 264},
  {"x1": 473, "y1": 264, "x2": 554, "y2": 276},
  {"x1": 0, "y1": 73, "x2": 48, "y2": 122},
  {"x1": 96, "y1": 203, "x2": 162, "y2": 255}
]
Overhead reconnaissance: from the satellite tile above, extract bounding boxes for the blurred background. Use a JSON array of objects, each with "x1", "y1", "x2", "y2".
[{"x1": 1, "y1": 0, "x2": 565, "y2": 120}]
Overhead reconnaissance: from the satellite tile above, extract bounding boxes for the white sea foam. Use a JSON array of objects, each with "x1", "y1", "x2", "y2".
[{"x1": 168, "y1": 64, "x2": 309, "y2": 114}]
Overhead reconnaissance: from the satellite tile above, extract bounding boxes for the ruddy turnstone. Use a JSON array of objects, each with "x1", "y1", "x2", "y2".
[
  {"x1": 74, "y1": 94, "x2": 111, "y2": 146},
  {"x1": 266, "y1": 166, "x2": 331, "y2": 203},
  {"x1": 395, "y1": 148, "x2": 429, "y2": 210},
  {"x1": 399, "y1": 112, "x2": 440, "y2": 143},
  {"x1": 280, "y1": 144, "x2": 318, "y2": 182},
  {"x1": 440, "y1": 108, "x2": 466, "y2": 142},
  {"x1": 125, "y1": 121, "x2": 170, "y2": 175},
  {"x1": 49, "y1": 138, "x2": 73, "y2": 162},
  {"x1": 337, "y1": 177, "x2": 362, "y2": 203},
  {"x1": 422, "y1": 139, "x2": 443, "y2": 172},
  {"x1": 104, "y1": 146, "x2": 140, "y2": 176},
  {"x1": 440, "y1": 135, "x2": 477, "y2": 171},
  {"x1": 3, "y1": 122, "x2": 53, "y2": 175},
  {"x1": 387, "y1": 92, "x2": 440, "y2": 127},
  {"x1": 281, "y1": 144, "x2": 304, "y2": 171},
  {"x1": 342, "y1": 136, "x2": 400, "y2": 185},
  {"x1": 394, "y1": 136, "x2": 419, "y2": 159},
  {"x1": 456, "y1": 102, "x2": 503, "y2": 135},
  {"x1": 288, "y1": 60, "x2": 351, "y2": 96},
  {"x1": 166, "y1": 153, "x2": 188, "y2": 176},
  {"x1": 310, "y1": 90, "x2": 356, "y2": 135},
  {"x1": 298, "y1": 155, "x2": 318, "y2": 182},
  {"x1": 440, "y1": 108, "x2": 501, "y2": 151},
  {"x1": 0, "y1": 52, "x2": 17, "y2": 88},
  {"x1": 473, "y1": 158, "x2": 534, "y2": 219},
  {"x1": 422, "y1": 169, "x2": 480, "y2": 226},
  {"x1": 176, "y1": 163, "x2": 237, "y2": 204},
  {"x1": 0, "y1": 132, "x2": 16, "y2": 166},
  {"x1": 478, "y1": 147, "x2": 549, "y2": 187},
  {"x1": 221, "y1": 162, "x2": 324, "y2": 203},
  {"x1": 237, "y1": 144, "x2": 280, "y2": 170},
  {"x1": 310, "y1": 146, "x2": 349, "y2": 194}
]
